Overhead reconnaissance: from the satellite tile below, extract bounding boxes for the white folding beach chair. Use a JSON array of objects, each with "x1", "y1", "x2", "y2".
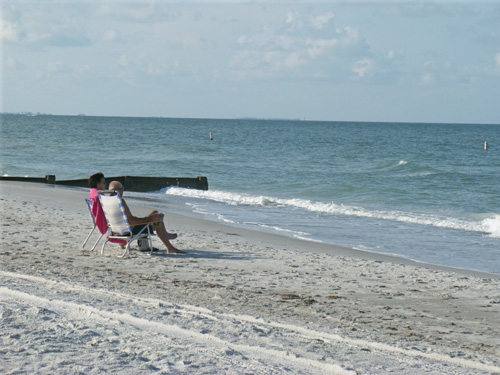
[
  {"x1": 81, "y1": 198, "x2": 105, "y2": 251},
  {"x1": 98, "y1": 191, "x2": 154, "y2": 258}
]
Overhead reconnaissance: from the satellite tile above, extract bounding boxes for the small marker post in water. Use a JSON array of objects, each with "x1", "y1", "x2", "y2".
[
  {"x1": 484, "y1": 141, "x2": 488, "y2": 151},
  {"x1": 209, "y1": 132, "x2": 213, "y2": 140}
]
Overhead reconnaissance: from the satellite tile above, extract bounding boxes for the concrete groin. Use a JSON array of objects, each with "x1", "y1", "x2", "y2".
[{"x1": 0, "y1": 175, "x2": 208, "y2": 192}]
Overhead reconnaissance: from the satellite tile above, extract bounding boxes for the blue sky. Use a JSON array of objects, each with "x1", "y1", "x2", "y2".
[{"x1": 2, "y1": 1, "x2": 500, "y2": 124}]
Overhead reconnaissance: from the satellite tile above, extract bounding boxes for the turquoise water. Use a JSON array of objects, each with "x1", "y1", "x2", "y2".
[{"x1": 2, "y1": 114, "x2": 499, "y2": 273}]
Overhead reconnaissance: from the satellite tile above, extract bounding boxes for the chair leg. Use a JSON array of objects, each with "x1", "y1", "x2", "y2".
[
  {"x1": 145, "y1": 227, "x2": 154, "y2": 255},
  {"x1": 90, "y1": 233, "x2": 105, "y2": 252},
  {"x1": 81, "y1": 226, "x2": 97, "y2": 250},
  {"x1": 101, "y1": 239, "x2": 110, "y2": 255},
  {"x1": 148, "y1": 236, "x2": 154, "y2": 255},
  {"x1": 118, "y1": 241, "x2": 131, "y2": 258}
]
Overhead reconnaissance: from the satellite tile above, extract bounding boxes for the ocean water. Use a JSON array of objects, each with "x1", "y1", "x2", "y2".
[{"x1": 2, "y1": 114, "x2": 499, "y2": 274}]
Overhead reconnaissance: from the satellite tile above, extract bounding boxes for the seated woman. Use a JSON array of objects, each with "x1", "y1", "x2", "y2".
[
  {"x1": 108, "y1": 180, "x2": 183, "y2": 254},
  {"x1": 88, "y1": 172, "x2": 114, "y2": 238}
]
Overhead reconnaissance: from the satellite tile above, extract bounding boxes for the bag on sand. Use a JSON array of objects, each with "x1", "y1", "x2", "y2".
[{"x1": 138, "y1": 239, "x2": 149, "y2": 250}]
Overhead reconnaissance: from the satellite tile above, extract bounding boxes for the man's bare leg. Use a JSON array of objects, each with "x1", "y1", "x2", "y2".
[{"x1": 153, "y1": 222, "x2": 184, "y2": 253}]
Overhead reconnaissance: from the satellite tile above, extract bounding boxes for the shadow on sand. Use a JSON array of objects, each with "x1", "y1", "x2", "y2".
[{"x1": 150, "y1": 248, "x2": 257, "y2": 261}]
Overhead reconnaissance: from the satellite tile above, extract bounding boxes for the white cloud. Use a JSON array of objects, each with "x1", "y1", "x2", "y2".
[
  {"x1": 2, "y1": 3, "x2": 92, "y2": 48},
  {"x1": 145, "y1": 62, "x2": 168, "y2": 76},
  {"x1": 95, "y1": 2, "x2": 180, "y2": 24},
  {"x1": 1, "y1": 20, "x2": 20, "y2": 43},
  {"x1": 421, "y1": 73, "x2": 434, "y2": 86},
  {"x1": 339, "y1": 26, "x2": 359, "y2": 45},
  {"x1": 352, "y1": 58, "x2": 371, "y2": 77},
  {"x1": 284, "y1": 52, "x2": 304, "y2": 69},
  {"x1": 5, "y1": 56, "x2": 25, "y2": 70},
  {"x1": 306, "y1": 38, "x2": 338, "y2": 59},
  {"x1": 118, "y1": 55, "x2": 128, "y2": 67},
  {"x1": 47, "y1": 61, "x2": 70, "y2": 73},
  {"x1": 382, "y1": 3, "x2": 447, "y2": 17},
  {"x1": 111, "y1": 52, "x2": 172, "y2": 82},
  {"x1": 310, "y1": 12, "x2": 334, "y2": 30},
  {"x1": 231, "y1": 10, "x2": 369, "y2": 81},
  {"x1": 286, "y1": 12, "x2": 296, "y2": 25},
  {"x1": 103, "y1": 30, "x2": 117, "y2": 42}
]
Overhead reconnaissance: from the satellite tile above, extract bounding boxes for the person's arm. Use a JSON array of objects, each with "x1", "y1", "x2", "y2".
[{"x1": 121, "y1": 199, "x2": 160, "y2": 226}]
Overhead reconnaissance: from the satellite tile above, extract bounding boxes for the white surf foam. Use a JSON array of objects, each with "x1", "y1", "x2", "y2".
[{"x1": 164, "y1": 187, "x2": 499, "y2": 237}]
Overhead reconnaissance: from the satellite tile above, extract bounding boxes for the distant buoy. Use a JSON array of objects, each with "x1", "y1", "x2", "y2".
[
  {"x1": 209, "y1": 132, "x2": 213, "y2": 140},
  {"x1": 484, "y1": 141, "x2": 488, "y2": 151}
]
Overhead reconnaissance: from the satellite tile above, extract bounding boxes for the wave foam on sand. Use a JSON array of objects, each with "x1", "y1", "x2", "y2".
[{"x1": 1, "y1": 181, "x2": 499, "y2": 374}]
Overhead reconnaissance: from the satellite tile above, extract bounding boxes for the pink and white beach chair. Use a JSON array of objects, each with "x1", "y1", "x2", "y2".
[
  {"x1": 81, "y1": 198, "x2": 105, "y2": 251},
  {"x1": 98, "y1": 191, "x2": 154, "y2": 258}
]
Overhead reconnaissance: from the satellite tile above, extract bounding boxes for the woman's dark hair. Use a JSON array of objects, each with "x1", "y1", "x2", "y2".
[{"x1": 88, "y1": 172, "x2": 104, "y2": 188}]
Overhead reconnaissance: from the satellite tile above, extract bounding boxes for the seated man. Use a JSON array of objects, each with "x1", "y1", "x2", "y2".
[{"x1": 108, "y1": 180, "x2": 183, "y2": 254}]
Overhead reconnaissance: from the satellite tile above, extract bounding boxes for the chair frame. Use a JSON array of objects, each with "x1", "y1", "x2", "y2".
[
  {"x1": 98, "y1": 191, "x2": 155, "y2": 258},
  {"x1": 81, "y1": 198, "x2": 105, "y2": 251}
]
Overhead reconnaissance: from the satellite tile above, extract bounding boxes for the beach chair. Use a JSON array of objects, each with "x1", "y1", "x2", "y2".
[
  {"x1": 98, "y1": 191, "x2": 154, "y2": 258},
  {"x1": 81, "y1": 198, "x2": 105, "y2": 251}
]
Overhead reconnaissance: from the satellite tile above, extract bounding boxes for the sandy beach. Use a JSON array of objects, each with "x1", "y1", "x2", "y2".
[{"x1": 1, "y1": 181, "x2": 499, "y2": 375}]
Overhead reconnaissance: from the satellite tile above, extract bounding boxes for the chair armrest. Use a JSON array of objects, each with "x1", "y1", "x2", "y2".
[{"x1": 97, "y1": 190, "x2": 117, "y2": 194}]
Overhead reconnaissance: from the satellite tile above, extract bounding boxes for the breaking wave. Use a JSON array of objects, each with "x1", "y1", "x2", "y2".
[{"x1": 164, "y1": 187, "x2": 499, "y2": 238}]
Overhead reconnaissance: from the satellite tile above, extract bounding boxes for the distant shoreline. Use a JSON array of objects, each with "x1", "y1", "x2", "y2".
[{"x1": 2, "y1": 112, "x2": 499, "y2": 126}]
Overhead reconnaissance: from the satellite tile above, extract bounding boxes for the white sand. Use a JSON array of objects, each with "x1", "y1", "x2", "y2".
[{"x1": 1, "y1": 181, "x2": 499, "y2": 375}]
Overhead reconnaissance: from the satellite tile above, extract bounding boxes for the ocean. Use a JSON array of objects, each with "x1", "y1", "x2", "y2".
[{"x1": 1, "y1": 114, "x2": 499, "y2": 274}]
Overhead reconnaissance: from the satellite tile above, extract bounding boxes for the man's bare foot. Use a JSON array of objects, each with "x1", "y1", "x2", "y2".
[
  {"x1": 167, "y1": 232, "x2": 177, "y2": 240},
  {"x1": 166, "y1": 247, "x2": 184, "y2": 254}
]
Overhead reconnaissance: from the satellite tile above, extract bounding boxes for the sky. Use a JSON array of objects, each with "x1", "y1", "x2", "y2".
[{"x1": 2, "y1": 1, "x2": 500, "y2": 124}]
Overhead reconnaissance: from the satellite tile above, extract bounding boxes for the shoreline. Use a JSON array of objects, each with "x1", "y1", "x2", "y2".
[
  {"x1": 1, "y1": 180, "x2": 499, "y2": 374},
  {"x1": 125, "y1": 185, "x2": 499, "y2": 280},
  {"x1": 6, "y1": 180, "x2": 498, "y2": 279}
]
